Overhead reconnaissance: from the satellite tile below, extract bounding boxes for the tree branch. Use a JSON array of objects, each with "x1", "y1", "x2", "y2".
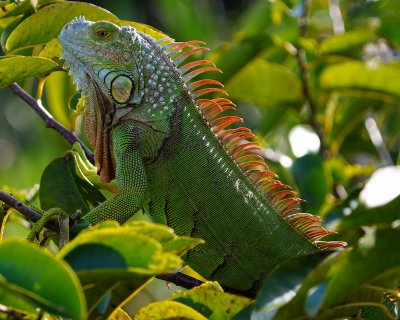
[
  {"x1": 0, "y1": 190, "x2": 59, "y2": 232},
  {"x1": 8, "y1": 83, "x2": 94, "y2": 163},
  {"x1": 157, "y1": 272, "x2": 253, "y2": 298},
  {"x1": 296, "y1": 0, "x2": 328, "y2": 158}
]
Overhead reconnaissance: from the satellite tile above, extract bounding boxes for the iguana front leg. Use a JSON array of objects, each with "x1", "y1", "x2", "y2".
[{"x1": 84, "y1": 122, "x2": 148, "y2": 225}]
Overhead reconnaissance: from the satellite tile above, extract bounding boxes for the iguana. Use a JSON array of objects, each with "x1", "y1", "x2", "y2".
[{"x1": 58, "y1": 17, "x2": 346, "y2": 295}]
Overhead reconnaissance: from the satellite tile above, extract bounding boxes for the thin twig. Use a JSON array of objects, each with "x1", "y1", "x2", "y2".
[
  {"x1": 8, "y1": 83, "x2": 94, "y2": 163},
  {"x1": 0, "y1": 190, "x2": 59, "y2": 232},
  {"x1": 0, "y1": 304, "x2": 27, "y2": 320},
  {"x1": 296, "y1": 0, "x2": 328, "y2": 158},
  {"x1": 158, "y1": 273, "x2": 204, "y2": 290}
]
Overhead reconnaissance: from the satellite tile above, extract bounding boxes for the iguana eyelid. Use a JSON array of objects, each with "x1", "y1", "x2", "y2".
[{"x1": 95, "y1": 29, "x2": 110, "y2": 39}]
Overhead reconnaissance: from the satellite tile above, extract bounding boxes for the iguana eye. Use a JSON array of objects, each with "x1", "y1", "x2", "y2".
[{"x1": 95, "y1": 29, "x2": 110, "y2": 39}]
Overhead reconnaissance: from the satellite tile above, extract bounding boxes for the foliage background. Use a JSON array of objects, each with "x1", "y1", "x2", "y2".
[{"x1": 1, "y1": 0, "x2": 400, "y2": 319}]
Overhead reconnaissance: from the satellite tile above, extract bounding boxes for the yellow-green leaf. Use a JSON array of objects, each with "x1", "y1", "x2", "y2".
[
  {"x1": 110, "y1": 19, "x2": 168, "y2": 40},
  {"x1": 226, "y1": 59, "x2": 302, "y2": 106},
  {"x1": 171, "y1": 282, "x2": 253, "y2": 319},
  {"x1": 0, "y1": 56, "x2": 61, "y2": 88},
  {"x1": 320, "y1": 61, "x2": 400, "y2": 98},
  {"x1": 135, "y1": 300, "x2": 208, "y2": 320},
  {"x1": 5, "y1": 1, "x2": 117, "y2": 52}
]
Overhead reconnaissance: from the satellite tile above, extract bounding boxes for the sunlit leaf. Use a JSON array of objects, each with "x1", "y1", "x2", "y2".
[
  {"x1": 134, "y1": 300, "x2": 208, "y2": 320},
  {"x1": 58, "y1": 221, "x2": 201, "y2": 318},
  {"x1": 319, "y1": 30, "x2": 373, "y2": 55},
  {"x1": 0, "y1": 56, "x2": 61, "y2": 88},
  {"x1": 226, "y1": 59, "x2": 302, "y2": 106},
  {"x1": 44, "y1": 71, "x2": 74, "y2": 127},
  {"x1": 110, "y1": 19, "x2": 168, "y2": 40},
  {"x1": 171, "y1": 282, "x2": 252, "y2": 319},
  {"x1": 320, "y1": 61, "x2": 400, "y2": 98},
  {"x1": 4, "y1": 1, "x2": 117, "y2": 52}
]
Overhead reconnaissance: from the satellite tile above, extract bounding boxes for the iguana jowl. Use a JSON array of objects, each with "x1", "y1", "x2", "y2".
[{"x1": 59, "y1": 17, "x2": 346, "y2": 294}]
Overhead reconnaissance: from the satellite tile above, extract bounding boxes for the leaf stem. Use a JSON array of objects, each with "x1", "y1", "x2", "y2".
[
  {"x1": 296, "y1": 0, "x2": 328, "y2": 158},
  {"x1": 8, "y1": 83, "x2": 94, "y2": 163}
]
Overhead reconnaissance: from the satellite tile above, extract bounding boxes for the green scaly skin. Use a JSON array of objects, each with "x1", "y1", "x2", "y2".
[{"x1": 59, "y1": 17, "x2": 344, "y2": 294}]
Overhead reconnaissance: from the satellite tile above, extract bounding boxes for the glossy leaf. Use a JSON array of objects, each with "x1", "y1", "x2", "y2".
[
  {"x1": 110, "y1": 19, "x2": 168, "y2": 40},
  {"x1": 252, "y1": 252, "x2": 329, "y2": 320},
  {"x1": 0, "y1": 56, "x2": 61, "y2": 88},
  {"x1": 171, "y1": 282, "x2": 252, "y2": 319},
  {"x1": 0, "y1": 239, "x2": 85, "y2": 318},
  {"x1": 320, "y1": 61, "x2": 400, "y2": 98},
  {"x1": 226, "y1": 58, "x2": 302, "y2": 106},
  {"x1": 44, "y1": 71, "x2": 74, "y2": 127},
  {"x1": 275, "y1": 228, "x2": 400, "y2": 319},
  {"x1": 291, "y1": 153, "x2": 329, "y2": 214},
  {"x1": 58, "y1": 221, "x2": 202, "y2": 317},
  {"x1": 59, "y1": 223, "x2": 183, "y2": 278},
  {"x1": 339, "y1": 195, "x2": 400, "y2": 231},
  {"x1": 4, "y1": 1, "x2": 117, "y2": 52},
  {"x1": 134, "y1": 300, "x2": 208, "y2": 320},
  {"x1": 39, "y1": 156, "x2": 106, "y2": 215},
  {"x1": 319, "y1": 30, "x2": 373, "y2": 55}
]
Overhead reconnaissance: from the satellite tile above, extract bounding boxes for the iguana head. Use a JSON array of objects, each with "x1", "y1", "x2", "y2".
[
  {"x1": 59, "y1": 17, "x2": 144, "y2": 106},
  {"x1": 59, "y1": 17, "x2": 184, "y2": 182}
]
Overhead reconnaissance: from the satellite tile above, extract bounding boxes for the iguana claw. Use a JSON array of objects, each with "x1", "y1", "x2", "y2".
[{"x1": 71, "y1": 142, "x2": 118, "y2": 193}]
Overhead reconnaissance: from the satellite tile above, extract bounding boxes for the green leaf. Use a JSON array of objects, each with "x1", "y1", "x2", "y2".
[
  {"x1": 44, "y1": 71, "x2": 74, "y2": 127},
  {"x1": 339, "y1": 195, "x2": 400, "y2": 231},
  {"x1": 320, "y1": 61, "x2": 400, "y2": 98},
  {"x1": 319, "y1": 30, "x2": 373, "y2": 55},
  {"x1": 58, "y1": 222, "x2": 201, "y2": 318},
  {"x1": 4, "y1": 1, "x2": 117, "y2": 52},
  {"x1": 171, "y1": 282, "x2": 252, "y2": 319},
  {"x1": 0, "y1": 0, "x2": 55, "y2": 18},
  {"x1": 226, "y1": 59, "x2": 302, "y2": 106},
  {"x1": 291, "y1": 153, "x2": 329, "y2": 214},
  {"x1": 110, "y1": 19, "x2": 168, "y2": 40},
  {"x1": 39, "y1": 37, "x2": 62, "y2": 60},
  {"x1": 0, "y1": 55, "x2": 61, "y2": 88},
  {"x1": 134, "y1": 300, "x2": 208, "y2": 320},
  {"x1": 253, "y1": 252, "x2": 329, "y2": 320},
  {"x1": 322, "y1": 229, "x2": 400, "y2": 308},
  {"x1": 124, "y1": 221, "x2": 203, "y2": 255},
  {"x1": 0, "y1": 239, "x2": 85, "y2": 318},
  {"x1": 275, "y1": 228, "x2": 400, "y2": 319},
  {"x1": 39, "y1": 156, "x2": 106, "y2": 215}
]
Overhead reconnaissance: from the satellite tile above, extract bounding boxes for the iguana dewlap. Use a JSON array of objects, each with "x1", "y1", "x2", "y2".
[{"x1": 59, "y1": 17, "x2": 345, "y2": 294}]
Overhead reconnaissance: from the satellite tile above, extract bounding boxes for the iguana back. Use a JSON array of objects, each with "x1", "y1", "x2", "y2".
[{"x1": 59, "y1": 17, "x2": 346, "y2": 294}]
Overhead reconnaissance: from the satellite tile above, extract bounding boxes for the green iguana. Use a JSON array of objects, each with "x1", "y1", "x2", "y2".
[{"x1": 58, "y1": 17, "x2": 346, "y2": 294}]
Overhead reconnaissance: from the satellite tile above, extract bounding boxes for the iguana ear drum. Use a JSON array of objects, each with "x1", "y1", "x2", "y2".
[{"x1": 111, "y1": 75, "x2": 133, "y2": 104}]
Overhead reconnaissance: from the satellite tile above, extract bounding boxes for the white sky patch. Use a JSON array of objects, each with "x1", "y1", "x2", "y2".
[
  {"x1": 289, "y1": 125, "x2": 320, "y2": 158},
  {"x1": 360, "y1": 166, "x2": 400, "y2": 208}
]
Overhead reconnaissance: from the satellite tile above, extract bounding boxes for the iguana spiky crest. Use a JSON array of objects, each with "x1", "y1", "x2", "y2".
[{"x1": 155, "y1": 38, "x2": 346, "y2": 250}]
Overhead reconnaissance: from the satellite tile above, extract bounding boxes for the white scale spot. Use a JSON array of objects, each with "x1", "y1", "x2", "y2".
[{"x1": 235, "y1": 179, "x2": 240, "y2": 191}]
